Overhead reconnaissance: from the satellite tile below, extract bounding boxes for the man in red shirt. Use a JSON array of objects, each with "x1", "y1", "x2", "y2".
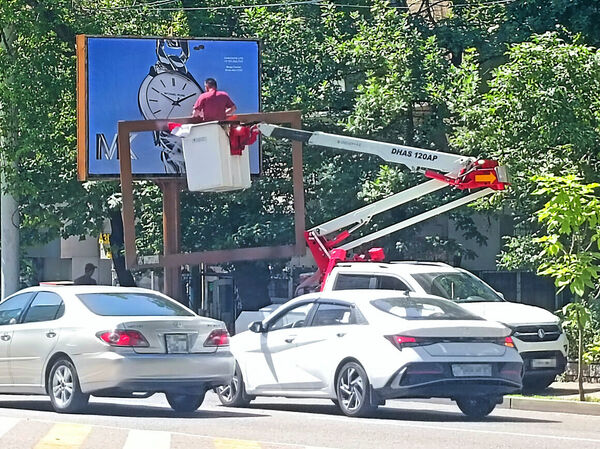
[{"x1": 192, "y1": 78, "x2": 237, "y2": 121}]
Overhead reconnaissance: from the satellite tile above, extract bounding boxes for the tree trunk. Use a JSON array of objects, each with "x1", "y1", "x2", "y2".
[
  {"x1": 109, "y1": 211, "x2": 136, "y2": 287},
  {"x1": 578, "y1": 309, "x2": 585, "y2": 402}
]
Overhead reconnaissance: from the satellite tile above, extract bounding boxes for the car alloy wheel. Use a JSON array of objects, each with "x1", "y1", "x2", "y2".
[
  {"x1": 336, "y1": 362, "x2": 375, "y2": 417},
  {"x1": 217, "y1": 375, "x2": 239, "y2": 401},
  {"x1": 216, "y1": 365, "x2": 251, "y2": 407},
  {"x1": 53, "y1": 365, "x2": 74, "y2": 407},
  {"x1": 48, "y1": 359, "x2": 89, "y2": 413}
]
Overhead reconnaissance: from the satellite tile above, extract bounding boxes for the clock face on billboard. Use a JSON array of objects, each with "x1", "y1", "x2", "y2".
[{"x1": 138, "y1": 71, "x2": 203, "y2": 120}]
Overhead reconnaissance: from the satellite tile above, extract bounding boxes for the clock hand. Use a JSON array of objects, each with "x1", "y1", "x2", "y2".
[
  {"x1": 159, "y1": 92, "x2": 178, "y2": 104},
  {"x1": 173, "y1": 93, "x2": 199, "y2": 106},
  {"x1": 167, "y1": 104, "x2": 176, "y2": 118}
]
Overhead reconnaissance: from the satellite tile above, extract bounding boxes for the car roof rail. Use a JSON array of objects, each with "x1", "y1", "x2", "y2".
[
  {"x1": 336, "y1": 262, "x2": 391, "y2": 269},
  {"x1": 39, "y1": 281, "x2": 75, "y2": 286},
  {"x1": 389, "y1": 261, "x2": 452, "y2": 267}
]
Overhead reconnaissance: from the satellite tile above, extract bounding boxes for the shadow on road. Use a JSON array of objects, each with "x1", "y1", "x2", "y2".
[
  {"x1": 0, "y1": 399, "x2": 266, "y2": 419},
  {"x1": 245, "y1": 401, "x2": 559, "y2": 424}
]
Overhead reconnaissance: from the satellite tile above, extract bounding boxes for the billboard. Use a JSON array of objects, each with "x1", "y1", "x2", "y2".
[{"x1": 77, "y1": 36, "x2": 261, "y2": 179}]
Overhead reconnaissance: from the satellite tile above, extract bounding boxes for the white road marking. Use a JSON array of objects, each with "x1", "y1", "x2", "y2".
[
  {"x1": 214, "y1": 437, "x2": 262, "y2": 449},
  {"x1": 122, "y1": 429, "x2": 171, "y2": 449},
  {"x1": 0, "y1": 417, "x2": 19, "y2": 439}
]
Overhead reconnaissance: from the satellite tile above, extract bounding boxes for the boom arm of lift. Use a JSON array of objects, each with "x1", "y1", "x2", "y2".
[{"x1": 244, "y1": 123, "x2": 509, "y2": 286}]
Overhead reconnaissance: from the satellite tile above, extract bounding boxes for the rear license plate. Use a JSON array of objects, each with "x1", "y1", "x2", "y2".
[
  {"x1": 165, "y1": 334, "x2": 188, "y2": 353},
  {"x1": 452, "y1": 364, "x2": 492, "y2": 377},
  {"x1": 531, "y1": 358, "x2": 556, "y2": 368}
]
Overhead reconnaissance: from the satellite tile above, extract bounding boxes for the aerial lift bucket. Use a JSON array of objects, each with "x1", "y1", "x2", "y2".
[{"x1": 171, "y1": 122, "x2": 253, "y2": 192}]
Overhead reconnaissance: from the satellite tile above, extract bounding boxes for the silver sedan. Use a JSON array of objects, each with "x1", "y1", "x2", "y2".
[{"x1": 0, "y1": 285, "x2": 234, "y2": 413}]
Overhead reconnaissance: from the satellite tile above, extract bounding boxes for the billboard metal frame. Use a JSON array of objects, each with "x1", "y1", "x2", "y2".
[{"x1": 117, "y1": 111, "x2": 305, "y2": 299}]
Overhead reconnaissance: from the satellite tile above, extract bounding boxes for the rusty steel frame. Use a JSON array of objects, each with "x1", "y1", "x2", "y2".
[{"x1": 117, "y1": 111, "x2": 305, "y2": 275}]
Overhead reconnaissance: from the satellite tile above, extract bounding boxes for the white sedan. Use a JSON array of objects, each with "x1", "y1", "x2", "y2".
[
  {"x1": 217, "y1": 290, "x2": 522, "y2": 417},
  {"x1": 0, "y1": 286, "x2": 234, "y2": 413}
]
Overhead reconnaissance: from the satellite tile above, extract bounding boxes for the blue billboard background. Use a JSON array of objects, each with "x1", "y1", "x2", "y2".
[{"x1": 86, "y1": 37, "x2": 260, "y2": 177}]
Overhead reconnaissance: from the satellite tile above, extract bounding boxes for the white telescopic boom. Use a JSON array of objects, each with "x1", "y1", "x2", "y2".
[
  {"x1": 257, "y1": 123, "x2": 476, "y2": 176},
  {"x1": 339, "y1": 188, "x2": 494, "y2": 251},
  {"x1": 310, "y1": 179, "x2": 448, "y2": 236}
]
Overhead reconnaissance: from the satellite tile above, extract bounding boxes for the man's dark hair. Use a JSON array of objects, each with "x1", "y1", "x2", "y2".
[{"x1": 205, "y1": 78, "x2": 217, "y2": 89}]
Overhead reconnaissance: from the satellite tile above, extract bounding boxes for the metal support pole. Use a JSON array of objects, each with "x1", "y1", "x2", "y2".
[
  {"x1": 1, "y1": 163, "x2": 20, "y2": 299},
  {"x1": 0, "y1": 25, "x2": 19, "y2": 299},
  {"x1": 158, "y1": 181, "x2": 182, "y2": 301}
]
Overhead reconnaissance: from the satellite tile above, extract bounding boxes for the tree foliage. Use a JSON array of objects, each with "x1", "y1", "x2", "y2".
[
  {"x1": 444, "y1": 33, "x2": 600, "y2": 269},
  {"x1": 0, "y1": 1, "x2": 189, "y2": 248},
  {"x1": 2, "y1": 0, "x2": 600, "y2": 306},
  {"x1": 533, "y1": 175, "x2": 600, "y2": 298}
]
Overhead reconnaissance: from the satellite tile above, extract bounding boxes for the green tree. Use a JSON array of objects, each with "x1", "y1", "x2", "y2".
[
  {"x1": 0, "y1": 1, "x2": 189, "y2": 285},
  {"x1": 1, "y1": 1, "x2": 377, "y2": 308},
  {"x1": 320, "y1": 2, "x2": 490, "y2": 262},
  {"x1": 443, "y1": 33, "x2": 600, "y2": 268},
  {"x1": 533, "y1": 174, "x2": 600, "y2": 400}
]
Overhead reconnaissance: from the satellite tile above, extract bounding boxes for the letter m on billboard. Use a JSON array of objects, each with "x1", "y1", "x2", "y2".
[{"x1": 76, "y1": 35, "x2": 261, "y2": 180}]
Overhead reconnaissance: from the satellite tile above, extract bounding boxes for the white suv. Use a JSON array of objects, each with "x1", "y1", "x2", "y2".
[{"x1": 321, "y1": 261, "x2": 568, "y2": 391}]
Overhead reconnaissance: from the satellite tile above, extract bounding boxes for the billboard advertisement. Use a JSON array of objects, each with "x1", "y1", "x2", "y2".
[{"x1": 78, "y1": 36, "x2": 260, "y2": 179}]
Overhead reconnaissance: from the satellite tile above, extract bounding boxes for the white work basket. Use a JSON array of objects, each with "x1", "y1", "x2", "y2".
[{"x1": 176, "y1": 122, "x2": 251, "y2": 192}]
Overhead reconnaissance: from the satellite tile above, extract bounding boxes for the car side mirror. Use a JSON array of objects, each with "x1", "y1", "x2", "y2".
[
  {"x1": 497, "y1": 291, "x2": 505, "y2": 300},
  {"x1": 8, "y1": 318, "x2": 17, "y2": 325},
  {"x1": 248, "y1": 321, "x2": 265, "y2": 333}
]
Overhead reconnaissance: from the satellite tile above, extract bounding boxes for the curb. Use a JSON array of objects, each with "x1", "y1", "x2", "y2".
[{"x1": 502, "y1": 396, "x2": 600, "y2": 416}]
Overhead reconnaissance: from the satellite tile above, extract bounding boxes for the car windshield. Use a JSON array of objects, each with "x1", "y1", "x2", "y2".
[
  {"x1": 371, "y1": 296, "x2": 482, "y2": 320},
  {"x1": 77, "y1": 292, "x2": 194, "y2": 316},
  {"x1": 411, "y1": 272, "x2": 504, "y2": 303}
]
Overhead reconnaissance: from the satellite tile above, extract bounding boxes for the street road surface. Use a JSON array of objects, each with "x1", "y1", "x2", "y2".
[{"x1": 0, "y1": 392, "x2": 598, "y2": 449}]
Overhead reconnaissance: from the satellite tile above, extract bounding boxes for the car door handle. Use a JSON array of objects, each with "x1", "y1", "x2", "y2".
[
  {"x1": 284, "y1": 337, "x2": 295, "y2": 343},
  {"x1": 0, "y1": 334, "x2": 11, "y2": 341},
  {"x1": 46, "y1": 331, "x2": 56, "y2": 338},
  {"x1": 336, "y1": 332, "x2": 346, "y2": 338}
]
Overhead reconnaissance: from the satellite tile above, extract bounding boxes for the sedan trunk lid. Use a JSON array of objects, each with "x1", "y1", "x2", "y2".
[{"x1": 121, "y1": 316, "x2": 225, "y2": 354}]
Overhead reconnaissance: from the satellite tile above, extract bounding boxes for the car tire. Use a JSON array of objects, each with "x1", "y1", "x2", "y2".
[
  {"x1": 522, "y1": 374, "x2": 556, "y2": 393},
  {"x1": 335, "y1": 362, "x2": 376, "y2": 417},
  {"x1": 456, "y1": 397, "x2": 496, "y2": 418},
  {"x1": 216, "y1": 365, "x2": 252, "y2": 407},
  {"x1": 166, "y1": 392, "x2": 205, "y2": 413},
  {"x1": 48, "y1": 358, "x2": 90, "y2": 414}
]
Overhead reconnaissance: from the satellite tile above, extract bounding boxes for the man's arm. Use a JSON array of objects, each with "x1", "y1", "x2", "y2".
[
  {"x1": 225, "y1": 103, "x2": 237, "y2": 117},
  {"x1": 192, "y1": 97, "x2": 204, "y2": 118},
  {"x1": 225, "y1": 94, "x2": 237, "y2": 117}
]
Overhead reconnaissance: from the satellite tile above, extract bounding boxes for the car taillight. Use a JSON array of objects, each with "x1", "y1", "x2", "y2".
[
  {"x1": 97, "y1": 330, "x2": 149, "y2": 347},
  {"x1": 385, "y1": 335, "x2": 420, "y2": 350},
  {"x1": 204, "y1": 329, "x2": 230, "y2": 347},
  {"x1": 504, "y1": 336, "x2": 515, "y2": 348}
]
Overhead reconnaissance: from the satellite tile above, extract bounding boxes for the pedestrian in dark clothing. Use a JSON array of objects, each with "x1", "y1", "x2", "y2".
[
  {"x1": 74, "y1": 263, "x2": 97, "y2": 285},
  {"x1": 192, "y1": 78, "x2": 236, "y2": 121}
]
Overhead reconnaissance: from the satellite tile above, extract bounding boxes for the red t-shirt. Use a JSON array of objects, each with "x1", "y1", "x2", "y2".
[{"x1": 193, "y1": 90, "x2": 235, "y2": 121}]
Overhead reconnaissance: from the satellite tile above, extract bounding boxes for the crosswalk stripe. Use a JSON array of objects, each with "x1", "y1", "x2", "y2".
[
  {"x1": 214, "y1": 438, "x2": 262, "y2": 449},
  {"x1": 123, "y1": 429, "x2": 171, "y2": 449},
  {"x1": 34, "y1": 423, "x2": 92, "y2": 449},
  {"x1": 0, "y1": 417, "x2": 19, "y2": 439}
]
